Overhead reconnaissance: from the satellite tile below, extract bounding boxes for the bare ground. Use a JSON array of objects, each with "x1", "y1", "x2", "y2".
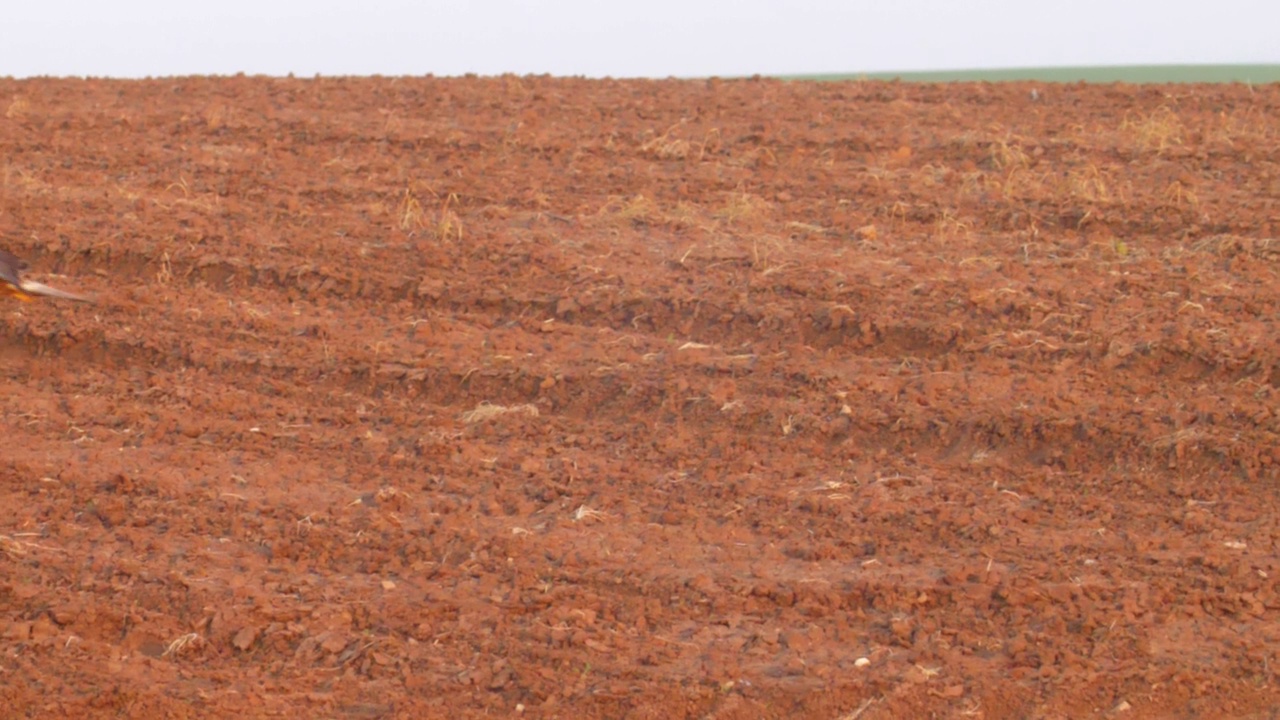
[{"x1": 2, "y1": 75, "x2": 1279, "y2": 718}]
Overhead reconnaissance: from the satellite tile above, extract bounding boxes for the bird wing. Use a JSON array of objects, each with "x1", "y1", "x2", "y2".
[
  {"x1": 0, "y1": 249, "x2": 94, "y2": 303},
  {"x1": 17, "y1": 278, "x2": 94, "y2": 303},
  {"x1": 0, "y1": 249, "x2": 29, "y2": 288}
]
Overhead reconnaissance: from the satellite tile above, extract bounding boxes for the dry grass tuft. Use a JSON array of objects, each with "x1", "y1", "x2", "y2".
[
  {"x1": 162, "y1": 632, "x2": 203, "y2": 658},
  {"x1": 573, "y1": 505, "x2": 608, "y2": 522},
  {"x1": 1163, "y1": 181, "x2": 1199, "y2": 209},
  {"x1": 785, "y1": 221, "x2": 827, "y2": 238},
  {"x1": 640, "y1": 123, "x2": 692, "y2": 160},
  {"x1": 5, "y1": 95, "x2": 30, "y2": 120},
  {"x1": 716, "y1": 191, "x2": 770, "y2": 225},
  {"x1": 934, "y1": 209, "x2": 971, "y2": 240},
  {"x1": 1208, "y1": 108, "x2": 1274, "y2": 146},
  {"x1": 592, "y1": 195, "x2": 712, "y2": 233},
  {"x1": 616, "y1": 195, "x2": 659, "y2": 223},
  {"x1": 1120, "y1": 106, "x2": 1185, "y2": 153},
  {"x1": 1188, "y1": 235, "x2": 1279, "y2": 260},
  {"x1": 989, "y1": 138, "x2": 1031, "y2": 171},
  {"x1": 461, "y1": 402, "x2": 540, "y2": 424},
  {"x1": 0, "y1": 535, "x2": 26, "y2": 558},
  {"x1": 155, "y1": 251, "x2": 174, "y2": 286},
  {"x1": 204, "y1": 104, "x2": 228, "y2": 131},
  {"x1": 594, "y1": 195, "x2": 660, "y2": 226},
  {"x1": 399, "y1": 187, "x2": 464, "y2": 240},
  {"x1": 1063, "y1": 165, "x2": 1117, "y2": 204},
  {"x1": 0, "y1": 534, "x2": 64, "y2": 558}
]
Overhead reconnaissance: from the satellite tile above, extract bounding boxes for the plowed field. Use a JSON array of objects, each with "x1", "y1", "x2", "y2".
[{"x1": 2, "y1": 76, "x2": 1279, "y2": 718}]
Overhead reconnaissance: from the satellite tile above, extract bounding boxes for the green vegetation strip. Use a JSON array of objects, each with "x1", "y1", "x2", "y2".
[{"x1": 777, "y1": 64, "x2": 1280, "y2": 84}]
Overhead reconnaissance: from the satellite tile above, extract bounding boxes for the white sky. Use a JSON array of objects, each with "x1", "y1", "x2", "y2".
[{"x1": 2, "y1": 0, "x2": 1278, "y2": 78}]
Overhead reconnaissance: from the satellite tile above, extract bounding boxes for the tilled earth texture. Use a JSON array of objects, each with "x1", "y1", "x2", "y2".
[{"x1": 1, "y1": 76, "x2": 1278, "y2": 720}]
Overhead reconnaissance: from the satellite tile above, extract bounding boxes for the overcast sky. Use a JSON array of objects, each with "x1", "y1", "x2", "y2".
[{"x1": 3, "y1": 0, "x2": 1278, "y2": 78}]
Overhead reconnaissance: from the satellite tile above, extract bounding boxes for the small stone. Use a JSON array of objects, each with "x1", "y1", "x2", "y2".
[
  {"x1": 4, "y1": 622, "x2": 32, "y2": 641},
  {"x1": 321, "y1": 634, "x2": 348, "y2": 654},
  {"x1": 232, "y1": 626, "x2": 258, "y2": 651}
]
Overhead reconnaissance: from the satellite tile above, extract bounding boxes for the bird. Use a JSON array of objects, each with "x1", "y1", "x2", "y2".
[{"x1": 0, "y1": 249, "x2": 94, "y2": 303}]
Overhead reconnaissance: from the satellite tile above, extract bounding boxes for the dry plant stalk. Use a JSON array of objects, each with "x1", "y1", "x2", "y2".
[
  {"x1": 435, "y1": 193, "x2": 464, "y2": 241},
  {"x1": 398, "y1": 186, "x2": 424, "y2": 230}
]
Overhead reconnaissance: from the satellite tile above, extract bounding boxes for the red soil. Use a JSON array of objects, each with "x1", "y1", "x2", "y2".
[{"x1": 1, "y1": 75, "x2": 1279, "y2": 718}]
